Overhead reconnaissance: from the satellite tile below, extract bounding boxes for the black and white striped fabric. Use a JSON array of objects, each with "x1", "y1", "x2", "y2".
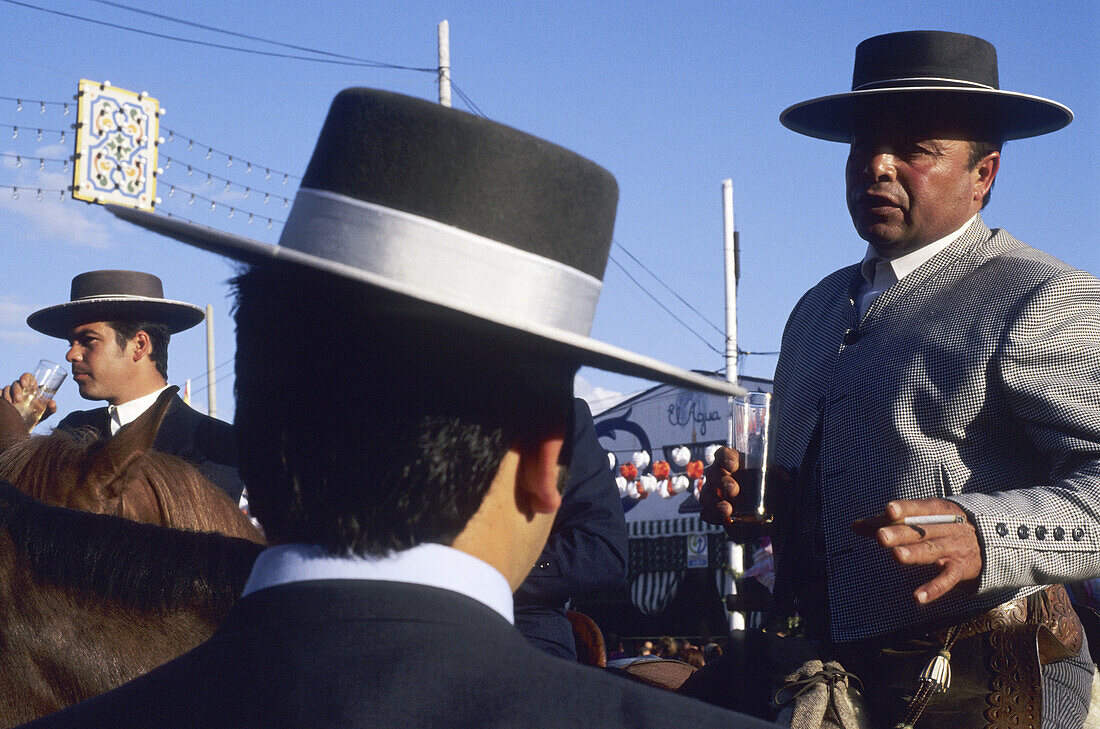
[{"x1": 772, "y1": 215, "x2": 1100, "y2": 642}]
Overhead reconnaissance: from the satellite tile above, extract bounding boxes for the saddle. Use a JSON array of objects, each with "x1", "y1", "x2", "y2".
[{"x1": 826, "y1": 585, "x2": 1084, "y2": 729}]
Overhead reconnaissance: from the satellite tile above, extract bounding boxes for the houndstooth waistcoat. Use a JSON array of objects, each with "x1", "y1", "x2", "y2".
[{"x1": 771, "y1": 216, "x2": 1100, "y2": 642}]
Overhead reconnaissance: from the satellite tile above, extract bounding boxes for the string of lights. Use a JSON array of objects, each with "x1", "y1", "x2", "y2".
[
  {"x1": 0, "y1": 121, "x2": 70, "y2": 142},
  {"x1": 160, "y1": 155, "x2": 294, "y2": 206},
  {"x1": 160, "y1": 128, "x2": 300, "y2": 183},
  {"x1": 4, "y1": 184, "x2": 69, "y2": 200},
  {"x1": 159, "y1": 181, "x2": 286, "y2": 228}
]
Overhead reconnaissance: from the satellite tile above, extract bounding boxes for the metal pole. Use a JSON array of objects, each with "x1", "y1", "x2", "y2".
[
  {"x1": 722, "y1": 179, "x2": 745, "y2": 631},
  {"x1": 206, "y1": 304, "x2": 217, "y2": 419},
  {"x1": 437, "y1": 20, "x2": 451, "y2": 108},
  {"x1": 722, "y1": 179, "x2": 738, "y2": 432}
]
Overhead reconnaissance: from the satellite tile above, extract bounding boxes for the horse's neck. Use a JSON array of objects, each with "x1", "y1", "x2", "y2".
[{"x1": 0, "y1": 533, "x2": 219, "y2": 723}]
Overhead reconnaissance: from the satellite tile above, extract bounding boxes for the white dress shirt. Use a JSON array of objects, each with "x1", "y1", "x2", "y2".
[
  {"x1": 856, "y1": 214, "x2": 977, "y2": 319},
  {"x1": 242, "y1": 542, "x2": 515, "y2": 624},
  {"x1": 107, "y1": 384, "x2": 172, "y2": 435}
]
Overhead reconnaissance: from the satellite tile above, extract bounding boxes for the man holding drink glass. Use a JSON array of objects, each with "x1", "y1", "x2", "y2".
[
  {"x1": 2, "y1": 270, "x2": 244, "y2": 503},
  {"x1": 702, "y1": 31, "x2": 1100, "y2": 728}
]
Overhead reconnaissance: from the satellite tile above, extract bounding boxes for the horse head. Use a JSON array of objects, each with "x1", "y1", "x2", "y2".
[
  {"x1": 71, "y1": 386, "x2": 177, "y2": 521},
  {"x1": 0, "y1": 388, "x2": 261, "y2": 541}
]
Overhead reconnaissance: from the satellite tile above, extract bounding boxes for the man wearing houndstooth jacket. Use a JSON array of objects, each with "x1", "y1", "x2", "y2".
[{"x1": 703, "y1": 31, "x2": 1100, "y2": 728}]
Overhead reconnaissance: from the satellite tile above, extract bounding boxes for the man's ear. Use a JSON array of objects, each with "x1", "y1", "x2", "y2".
[
  {"x1": 974, "y1": 150, "x2": 1000, "y2": 202},
  {"x1": 514, "y1": 432, "x2": 564, "y2": 518},
  {"x1": 130, "y1": 330, "x2": 151, "y2": 363}
]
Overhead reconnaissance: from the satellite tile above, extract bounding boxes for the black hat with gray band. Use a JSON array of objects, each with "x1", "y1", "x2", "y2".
[
  {"x1": 28, "y1": 270, "x2": 204, "y2": 339},
  {"x1": 109, "y1": 88, "x2": 743, "y2": 396},
  {"x1": 780, "y1": 30, "x2": 1073, "y2": 142}
]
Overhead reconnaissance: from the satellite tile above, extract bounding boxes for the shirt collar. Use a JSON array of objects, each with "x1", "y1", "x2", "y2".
[
  {"x1": 241, "y1": 542, "x2": 515, "y2": 624},
  {"x1": 108, "y1": 384, "x2": 172, "y2": 435},
  {"x1": 860, "y1": 214, "x2": 977, "y2": 287}
]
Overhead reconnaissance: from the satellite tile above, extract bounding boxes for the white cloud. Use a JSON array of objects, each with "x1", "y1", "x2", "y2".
[
  {"x1": 0, "y1": 297, "x2": 39, "y2": 347},
  {"x1": 574, "y1": 374, "x2": 628, "y2": 415}
]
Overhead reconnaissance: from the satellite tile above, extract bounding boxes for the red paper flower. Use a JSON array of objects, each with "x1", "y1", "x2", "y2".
[
  {"x1": 686, "y1": 460, "x2": 705, "y2": 480},
  {"x1": 652, "y1": 460, "x2": 670, "y2": 480},
  {"x1": 619, "y1": 463, "x2": 638, "y2": 481}
]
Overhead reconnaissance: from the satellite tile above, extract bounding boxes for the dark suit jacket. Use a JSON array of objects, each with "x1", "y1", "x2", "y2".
[
  {"x1": 514, "y1": 398, "x2": 628, "y2": 658},
  {"x1": 18, "y1": 580, "x2": 773, "y2": 728},
  {"x1": 57, "y1": 395, "x2": 244, "y2": 502}
]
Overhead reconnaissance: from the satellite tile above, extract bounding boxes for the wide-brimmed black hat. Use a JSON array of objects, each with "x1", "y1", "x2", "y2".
[
  {"x1": 780, "y1": 30, "x2": 1073, "y2": 142},
  {"x1": 27, "y1": 270, "x2": 205, "y2": 338},
  {"x1": 108, "y1": 88, "x2": 743, "y2": 396}
]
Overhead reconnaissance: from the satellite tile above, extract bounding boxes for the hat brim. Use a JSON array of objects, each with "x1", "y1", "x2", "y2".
[
  {"x1": 107, "y1": 205, "x2": 745, "y2": 397},
  {"x1": 27, "y1": 297, "x2": 205, "y2": 339},
  {"x1": 781, "y1": 87, "x2": 1073, "y2": 142}
]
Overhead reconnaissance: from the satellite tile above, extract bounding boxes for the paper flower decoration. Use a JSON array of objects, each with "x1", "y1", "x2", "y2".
[
  {"x1": 671, "y1": 445, "x2": 691, "y2": 467},
  {"x1": 632, "y1": 450, "x2": 651, "y2": 471}
]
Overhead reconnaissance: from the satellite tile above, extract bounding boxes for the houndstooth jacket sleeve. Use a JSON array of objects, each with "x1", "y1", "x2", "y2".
[{"x1": 771, "y1": 216, "x2": 1100, "y2": 641}]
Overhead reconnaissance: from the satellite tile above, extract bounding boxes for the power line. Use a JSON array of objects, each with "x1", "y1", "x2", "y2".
[
  {"x1": 606, "y1": 254, "x2": 724, "y2": 358},
  {"x1": 613, "y1": 240, "x2": 725, "y2": 337},
  {"x1": 86, "y1": 0, "x2": 430, "y2": 69},
  {"x1": 2, "y1": 0, "x2": 437, "y2": 71}
]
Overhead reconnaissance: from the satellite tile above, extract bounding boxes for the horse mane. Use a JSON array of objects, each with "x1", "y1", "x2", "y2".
[
  {"x1": 0, "y1": 425, "x2": 89, "y2": 502},
  {"x1": 0, "y1": 480, "x2": 263, "y2": 620},
  {"x1": 0, "y1": 426, "x2": 261, "y2": 541}
]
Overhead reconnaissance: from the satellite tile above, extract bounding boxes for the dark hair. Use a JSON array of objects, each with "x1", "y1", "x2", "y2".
[
  {"x1": 967, "y1": 138, "x2": 1003, "y2": 209},
  {"x1": 108, "y1": 320, "x2": 170, "y2": 379},
  {"x1": 231, "y1": 264, "x2": 576, "y2": 556}
]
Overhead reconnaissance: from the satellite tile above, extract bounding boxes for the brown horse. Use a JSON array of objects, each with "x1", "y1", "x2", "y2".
[{"x1": 0, "y1": 389, "x2": 264, "y2": 725}]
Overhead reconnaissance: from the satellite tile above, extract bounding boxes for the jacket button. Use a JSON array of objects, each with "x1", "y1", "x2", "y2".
[
  {"x1": 995, "y1": 523, "x2": 1008, "y2": 537},
  {"x1": 1017, "y1": 525, "x2": 1029, "y2": 539},
  {"x1": 1053, "y1": 527, "x2": 1066, "y2": 541},
  {"x1": 1073, "y1": 528, "x2": 1085, "y2": 542},
  {"x1": 843, "y1": 330, "x2": 860, "y2": 345},
  {"x1": 1035, "y1": 526, "x2": 1047, "y2": 540}
]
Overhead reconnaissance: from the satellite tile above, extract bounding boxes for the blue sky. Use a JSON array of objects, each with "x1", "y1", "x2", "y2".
[{"x1": 1, "y1": 0, "x2": 1096, "y2": 425}]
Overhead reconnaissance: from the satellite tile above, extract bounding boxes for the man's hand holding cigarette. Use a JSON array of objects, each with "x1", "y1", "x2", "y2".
[{"x1": 852, "y1": 498, "x2": 981, "y2": 605}]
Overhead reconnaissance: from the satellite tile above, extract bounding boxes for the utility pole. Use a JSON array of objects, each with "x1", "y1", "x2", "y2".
[
  {"x1": 206, "y1": 304, "x2": 217, "y2": 418},
  {"x1": 437, "y1": 20, "x2": 451, "y2": 107},
  {"x1": 722, "y1": 178, "x2": 738, "y2": 413},
  {"x1": 722, "y1": 178, "x2": 745, "y2": 631}
]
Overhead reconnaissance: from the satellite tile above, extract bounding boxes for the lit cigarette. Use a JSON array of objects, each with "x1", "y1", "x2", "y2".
[{"x1": 901, "y1": 515, "x2": 965, "y2": 526}]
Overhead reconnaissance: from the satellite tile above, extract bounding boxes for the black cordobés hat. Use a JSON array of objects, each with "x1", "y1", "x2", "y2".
[
  {"x1": 109, "y1": 88, "x2": 744, "y2": 396},
  {"x1": 28, "y1": 270, "x2": 204, "y2": 339},
  {"x1": 780, "y1": 30, "x2": 1072, "y2": 142}
]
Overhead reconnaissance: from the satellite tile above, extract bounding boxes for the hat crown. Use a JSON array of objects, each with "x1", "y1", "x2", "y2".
[
  {"x1": 71, "y1": 270, "x2": 166, "y2": 301},
  {"x1": 852, "y1": 31, "x2": 999, "y2": 91}
]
